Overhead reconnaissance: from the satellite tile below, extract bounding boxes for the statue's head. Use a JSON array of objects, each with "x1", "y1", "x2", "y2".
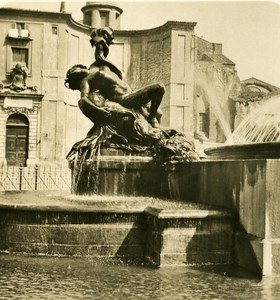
[
  {"x1": 11, "y1": 63, "x2": 27, "y2": 74},
  {"x1": 90, "y1": 27, "x2": 114, "y2": 58},
  {"x1": 15, "y1": 63, "x2": 22, "y2": 70},
  {"x1": 64, "y1": 64, "x2": 89, "y2": 90}
]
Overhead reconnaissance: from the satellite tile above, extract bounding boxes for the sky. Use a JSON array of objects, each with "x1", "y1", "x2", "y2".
[{"x1": 1, "y1": 0, "x2": 280, "y2": 87}]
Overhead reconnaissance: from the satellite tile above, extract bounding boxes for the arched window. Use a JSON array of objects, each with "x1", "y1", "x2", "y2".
[
  {"x1": 6, "y1": 113, "x2": 29, "y2": 166},
  {"x1": 247, "y1": 85, "x2": 261, "y2": 93}
]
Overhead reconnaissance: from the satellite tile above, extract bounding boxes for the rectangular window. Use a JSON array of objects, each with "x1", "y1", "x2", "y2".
[
  {"x1": 199, "y1": 113, "x2": 209, "y2": 136},
  {"x1": 52, "y1": 26, "x2": 58, "y2": 35},
  {"x1": 12, "y1": 47, "x2": 28, "y2": 67},
  {"x1": 100, "y1": 11, "x2": 110, "y2": 27}
]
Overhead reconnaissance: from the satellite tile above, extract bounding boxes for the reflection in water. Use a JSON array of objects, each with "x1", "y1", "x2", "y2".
[{"x1": 0, "y1": 254, "x2": 279, "y2": 300}]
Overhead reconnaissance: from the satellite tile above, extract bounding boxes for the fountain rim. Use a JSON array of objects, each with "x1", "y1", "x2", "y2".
[{"x1": 204, "y1": 142, "x2": 280, "y2": 160}]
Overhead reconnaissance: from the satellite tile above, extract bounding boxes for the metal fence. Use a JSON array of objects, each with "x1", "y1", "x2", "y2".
[{"x1": 0, "y1": 165, "x2": 71, "y2": 191}]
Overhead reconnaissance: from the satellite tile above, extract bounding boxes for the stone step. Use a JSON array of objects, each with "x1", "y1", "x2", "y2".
[
  {"x1": 2, "y1": 224, "x2": 144, "y2": 245},
  {"x1": 3, "y1": 242, "x2": 145, "y2": 258},
  {"x1": 0, "y1": 223, "x2": 145, "y2": 257},
  {"x1": 0, "y1": 206, "x2": 145, "y2": 259},
  {"x1": 0, "y1": 207, "x2": 144, "y2": 225},
  {"x1": 0, "y1": 198, "x2": 237, "y2": 266}
]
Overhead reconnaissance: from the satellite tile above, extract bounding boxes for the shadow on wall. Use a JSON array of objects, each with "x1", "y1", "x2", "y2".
[{"x1": 234, "y1": 224, "x2": 263, "y2": 276}]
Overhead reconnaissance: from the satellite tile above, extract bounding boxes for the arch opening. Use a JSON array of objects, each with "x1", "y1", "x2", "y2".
[{"x1": 6, "y1": 113, "x2": 29, "y2": 166}]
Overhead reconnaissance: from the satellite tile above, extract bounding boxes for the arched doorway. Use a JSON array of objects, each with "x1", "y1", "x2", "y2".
[{"x1": 6, "y1": 113, "x2": 29, "y2": 166}]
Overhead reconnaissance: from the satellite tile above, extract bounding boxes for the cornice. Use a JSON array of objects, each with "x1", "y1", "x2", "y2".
[
  {"x1": 81, "y1": 3, "x2": 123, "y2": 14},
  {"x1": 0, "y1": 8, "x2": 90, "y2": 33},
  {"x1": 0, "y1": 92, "x2": 44, "y2": 99},
  {"x1": 114, "y1": 21, "x2": 197, "y2": 37}
]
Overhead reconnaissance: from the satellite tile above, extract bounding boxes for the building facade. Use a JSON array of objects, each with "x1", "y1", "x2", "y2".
[{"x1": 0, "y1": 2, "x2": 240, "y2": 166}]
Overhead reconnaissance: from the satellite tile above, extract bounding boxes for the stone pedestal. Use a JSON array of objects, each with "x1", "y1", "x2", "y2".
[{"x1": 69, "y1": 148, "x2": 169, "y2": 197}]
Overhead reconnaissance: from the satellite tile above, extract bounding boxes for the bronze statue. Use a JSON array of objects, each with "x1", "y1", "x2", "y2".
[
  {"x1": 65, "y1": 27, "x2": 199, "y2": 194},
  {"x1": 65, "y1": 27, "x2": 164, "y2": 128},
  {"x1": 65, "y1": 27, "x2": 199, "y2": 165},
  {"x1": 65, "y1": 64, "x2": 164, "y2": 128}
]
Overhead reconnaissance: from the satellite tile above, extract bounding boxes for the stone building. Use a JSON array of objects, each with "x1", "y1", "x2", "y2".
[{"x1": 0, "y1": 1, "x2": 240, "y2": 166}]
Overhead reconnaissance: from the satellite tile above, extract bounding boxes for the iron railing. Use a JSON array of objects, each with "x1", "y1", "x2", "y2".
[{"x1": 0, "y1": 165, "x2": 71, "y2": 191}]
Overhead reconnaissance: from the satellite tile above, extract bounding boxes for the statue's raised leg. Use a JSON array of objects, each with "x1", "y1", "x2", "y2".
[{"x1": 119, "y1": 83, "x2": 165, "y2": 128}]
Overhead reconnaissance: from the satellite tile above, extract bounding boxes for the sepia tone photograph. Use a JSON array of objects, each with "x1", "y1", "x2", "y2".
[{"x1": 0, "y1": 0, "x2": 280, "y2": 298}]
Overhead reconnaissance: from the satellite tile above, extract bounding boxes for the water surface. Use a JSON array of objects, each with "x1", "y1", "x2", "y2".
[{"x1": 0, "y1": 254, "x2": 279, "y2": 300}]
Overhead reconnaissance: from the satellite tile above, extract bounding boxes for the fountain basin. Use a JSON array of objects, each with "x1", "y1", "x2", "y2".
[{"x1": 204, "y1": 142, "x2": 280, "y2": 160}]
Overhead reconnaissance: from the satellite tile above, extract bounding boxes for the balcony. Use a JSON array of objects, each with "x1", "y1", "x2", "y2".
[{"x1": 7, "y1": 29, "x2": 32, "y2": 40}]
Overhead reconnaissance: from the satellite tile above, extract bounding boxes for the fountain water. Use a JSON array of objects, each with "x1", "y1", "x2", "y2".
[
  {"x1": 228, "y1": 96, "x2": 280, "y2": 144},
  {"x1": 205, "y1": 95, "x2": 280, "y2": 159},
  {"x1": 195, "y1": 68, "x2": 234, "y2": 142}
]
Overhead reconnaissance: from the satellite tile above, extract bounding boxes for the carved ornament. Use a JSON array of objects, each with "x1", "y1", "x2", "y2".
[{"x1": 0, "y1": 64, "x2": 37, "y2": 93}]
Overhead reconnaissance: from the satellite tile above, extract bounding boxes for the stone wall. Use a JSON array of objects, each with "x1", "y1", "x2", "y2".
[{"x1": 167, "y1": 159, "x2": 280, "y2": 276}]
